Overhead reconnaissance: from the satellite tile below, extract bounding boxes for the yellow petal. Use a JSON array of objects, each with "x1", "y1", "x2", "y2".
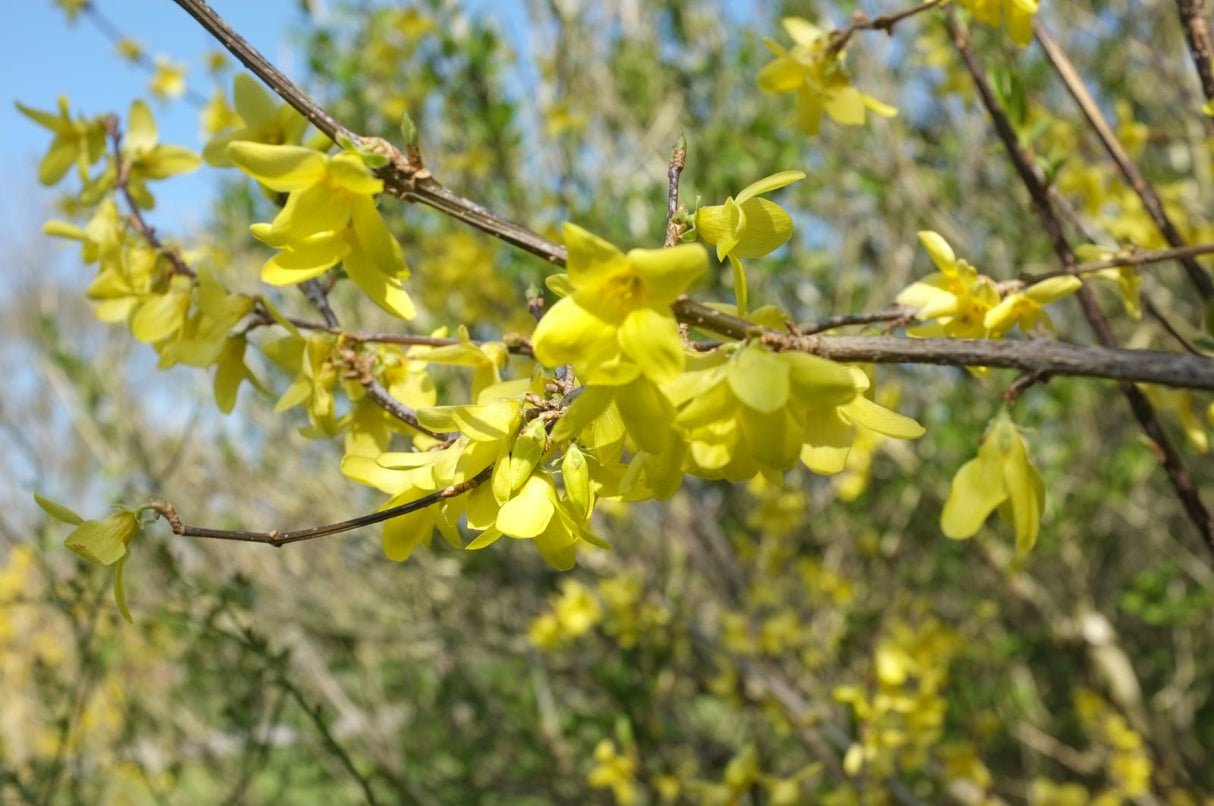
[
  {"x1": 627, "y1": 243, "x2": 708, "y2": 303},
  {"x1": 917, "y1": 231, "x2": 956, "y2": 273},
  {"x1": 381, "y1": 501, "x2": 437, "y2": 562},
  {"x1": 1024, "y1": 275, "x2": 1082, "y2": 304},
  {"x1": 841, "y1": 395, "x2": 926, "y2": 439},
  {"x1": 757, "y1": 54, "x2": 805, "y2": 94},
  {"x1": 328, "y1": 152, "x2": 384, "y2": 195},
  {"x1": 799, "y1": 408, "x2": 853, "y2": 475},
  {"x1": 64, "y1": 511, "x2": 139, "y2": 566},
  {"x1": 532, "y1": 297, "x2": 632, "y2": 384},
  {"x1": 226, "y1": 142, "x2": 326, "y2": 191},
  {"x1": 260, "y1": 232, "x2": 349, "y2": 285},
  {"x1": 782, "y1": 352, "x2": 857, "y2": 406},
  {"x1": 614, "y1": 376, "x2": 676, "y2": 454},
  {"x1": 734, "y1": 170, "x2": 806, "y2": 205},
  {"x1": 125, "y1": 100, "x2": 158, "y2": 154},
  {"x1": 782, "y1": 17, "x2": 822, "y2": 47},
  {"x1": 824, "y1": 85, "x2": 867, "y2": 126},
  {"x1": 344, "y1": 241, "x2": 417, "y2": 319},
  {"x1": 729, "y1": 197, "x2": 794, "y2": 259},
  {"x1": 728, "y1": 346, "x2": 790, "y2": 413},
  {"x1": 497, "y1": 475, "x2": 557, "y2": 538},
  {"x1": 940, "y1": 437, "x2": 1007, "y2": 539},
  {"x1": 271, "y1": 183, "x2": 351, "y2": 241},
  {"x1": 562, "y1": 222, "x2": 626, "y2": 288},
  {"x1": 618, "y1": 306, "x2": 684, "y2": 383}
]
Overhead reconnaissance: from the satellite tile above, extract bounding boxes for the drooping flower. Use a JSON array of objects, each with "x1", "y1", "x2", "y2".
[
  {"x1": 695, "y1": 170, "x2": 805, "y2": 315},
  {"x1": 226, "y1": 141, "x2": 415, "y2": 319},
  {"x1": 941, "y1": 411, "x2": 1045, "y2": 553},
  {"x1": 531, "y1": 223, "x2": 707, "y2": 386},
  {"x1": 757, "y1": 17, "x2": 897, "y2": 137}
]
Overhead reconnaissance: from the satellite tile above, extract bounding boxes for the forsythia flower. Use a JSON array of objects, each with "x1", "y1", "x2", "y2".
[
  {"x1": 149, "y1": 56, "x2": 187, "y2": 100},
  {"x1": 203, "y1": 73, "x2": 308, "y2": 164},
  {"x1": 957, "y1": 0, "x2": 1041, "y2": 47},
  {"x1": 941, "y1": 410, "x2": 1045, "y2": 553},
  {"x1": 14, "y1": 95, "x2": 107, "y2": 185},
  {"x1": 36, "y1": 494, "x2": 142, "y2": 622},
  {"x1": 531, "y1": 223, "x2": 707, "y2": 385},
  {"x1": 757, "y1": 17, "x2": 897, "y2": 136},
  {"x1": 1076, "y1": 244, "x2": 1142, "y2": 320},
  {"x1": 984, "y1": 275, "x2": 1082, "y2": 337},
  {"x1": 695, "y1": 170, "x2": 805, "y2": 315},
  {"x1": 226, "y1": 141, "x2": 416, "y2": 319},
  {"x1": 897, "y1": 231, "x2": 999, "y2": 339},
  {"x1": 119, "y1": 100, "x2": 203, "y2": 209}
]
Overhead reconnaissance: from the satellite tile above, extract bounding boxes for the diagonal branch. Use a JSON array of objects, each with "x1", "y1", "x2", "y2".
[
  {"x1": 1176, "y1": 0, "x2": 1214, "y2": 105},
  {"x1": 1034, "y1": 20, "x2": 1214, "y2": 299},
  {"x1": 148, "y1": 465, "x2": 490, "y2": 546}
]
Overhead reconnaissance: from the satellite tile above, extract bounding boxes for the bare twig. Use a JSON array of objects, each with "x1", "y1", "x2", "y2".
[
  {"x1": 664, "y1": 134, "x2": 687, "y2": 247},
  {"x1": 826, "y1": 0, "x2": 944, "y2": 56},
  {"x1": 148, "y1": 466, "x2": 490, "y2": 546},
  {"x1": 1035, "y1": 20, "x2": 1214, "y2": 299},
  {"x1": 950, "y1": 9, "x2": 1214, "y2": 553},
  {"x1": 108, "y1": 119, "x2": 195, "y2": 279},
  {"x1": 1023, "y1": 242, "x2": 1214, "y2": 283},
  {"x1": 299, "y1": 278, "x2": 339, "y2": 328},
  {"x1": 796, "y1": 308, "x2": 913, "y2": 335}
]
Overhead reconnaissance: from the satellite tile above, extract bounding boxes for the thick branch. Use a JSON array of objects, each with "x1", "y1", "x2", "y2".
[
  {"x1": 1035, "y1": 21, "x2": 1214, "y2": 299},
  {"x1": 1176, "y1": 0, "x2": 1214, "y2": 103}
]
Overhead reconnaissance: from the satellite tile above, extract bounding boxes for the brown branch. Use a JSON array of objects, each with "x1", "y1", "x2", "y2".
[
  {"x1": 341, "y1": 349, "x2": 453, "y2": 442},
  {"x1": 664, "y1": 134, "x2": 687, "y2": 248},
  {"x1": 1034, "y1": 20, "x2": 1214, "y2": 299},
  {"x1": 299, "y1": 278, "x2": 339, "y2": 327},
  {"x1": 171, "y1": 0, "x2": 567, "y2": 267},
  {"x1": 108, "y1": 119, "x2": 195, "y2": 279},
  {"x1": 950, "y1": 9, "x2": 1214, "y2": 553},
  {"x1": 1023, "y1": 242, "x2": 1214, "y2": 283},
  {"x1": 826, "y1": 0, "x2": 944, "y2": 57},
  {"x1": 1176, "y1": 0, "x2": 1214, "y2": 104},
  {"x1": 796, "y1": 308, "x2": 913, "y2": 335},
  {"x1": 148, "y1": 466, "x2": 490, "y2": 546}
]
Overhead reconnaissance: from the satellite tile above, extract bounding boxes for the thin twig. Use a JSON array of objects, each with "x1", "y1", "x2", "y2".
[
  {"x1": 342, "y1": 348, "x2": 453, "y2": 441},
  {"x1": 1142, "y1": 293, "x2": 1204, "y2": 356},
  {"x1": 148, "y1": 466, "x2": 490, "y2": 546},
  {"x1": 299, "y1": 278, "x2": 339, "y2": 327},
  {"x1": 664, "y1": 134, "x2": 687, "y2": 247},
  {"x1": 108, "y1": 119, "x2": 195, "y2": 279},
  {"x1": 1022, "y1": 242, "x2": 1214, "y2": 283},
  {"x1": 826, "y1": 0, "x2": 945, "y2": 57},
  {"x1": 950, "y1": 9, "x2": 1214, "y2": 553},
  {"x1": 796, "y1": 308, "x2": 913, "y2": 335},
  {"x1": 1035, "y1": 20, "x2": 1214, "y2": 299},
  {"x1": 81, "y1": 1, "x2": 208, "y2": 108}
]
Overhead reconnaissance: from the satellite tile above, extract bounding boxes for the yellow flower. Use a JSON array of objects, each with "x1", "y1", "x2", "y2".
[
  {"x1": 941, "y1": 411, "x2": 1045, "y2": 553},
  {"x1": 757, "y1": 17, "x2": 897, "y2": 137},
  {"x1": 695, "y1": 170, "x2": 805, "y2": 315},
  {"x1": 149, "y1": 56, "x2": 187, "y2": 100},
  {"x1": 984, "y1": 275, "x2": 1082, "y2": 337},
  {"x1": 957, "y1": 0, "x2": 1041, "y2": 47},
  {"x1": 226, "y1": 141, "x2": 415, "y2": 319},
  {"x1": 897, "y1": 231, "x2": 999, "y2": 339},
  {"x1": 531, "y1": 223, "x2": 707, "y2": 386},
  {"x1": 203, "y1": 73, "x2": 308, "y2": 165},
  {"x1": 120, "y1": 100, "x2": 203, "y2": 209},
  {"x1": 14, "y1": 95, "x2": 107, "y2": 185},
  {"x1": 37, "y1": 494, "x2": 142, "y2": 622}
]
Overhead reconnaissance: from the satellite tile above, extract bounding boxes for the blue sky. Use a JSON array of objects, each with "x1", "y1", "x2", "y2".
[{"x1": 1, "y1": 1, "x2": 304, "y2": 239}]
